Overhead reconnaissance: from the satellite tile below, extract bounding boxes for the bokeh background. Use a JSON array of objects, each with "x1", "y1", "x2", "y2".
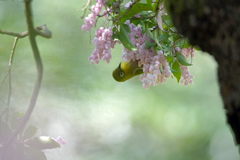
[{"x1": 0, "y1": 0, "x2": 239, "y2": 160}]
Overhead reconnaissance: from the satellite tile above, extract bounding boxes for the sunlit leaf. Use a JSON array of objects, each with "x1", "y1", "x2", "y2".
[
  {"x1": 115, "y1": 24, "x2": 137, "y2": 51},
  {"x1": 25, "y1": 136, "x2": 60, "y2": 150},
  {"x1": 177, "y1": 54, "x2": 192, "y2": 66},
  {"x1": 23, "y1": 125, "x2": 38, "y2": 140},
  {"x1": 167, "y1": 55, "x2": 174, "y2": 62},
  {"x1": 172, "y1": 60, "x2": 181, "y2": 83},
  {"x1": 119, "y1": 3, "x2": 154, "y2": 23},
  {"x1": 146, "y1": 0, "x2": 152, "y2": 6}
]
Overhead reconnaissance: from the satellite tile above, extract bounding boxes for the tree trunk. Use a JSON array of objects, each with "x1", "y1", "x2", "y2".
[{"x1": 166, "y1": 0, "x2": 240, "y2": 145}]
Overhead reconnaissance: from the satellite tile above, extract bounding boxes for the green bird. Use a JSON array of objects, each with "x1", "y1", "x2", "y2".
[{"x1": 112, "y1": 60, "x2": 143, "y2": 82}]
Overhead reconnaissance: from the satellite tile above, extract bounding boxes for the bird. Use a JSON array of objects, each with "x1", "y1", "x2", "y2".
[{"x1": 112, "y1": 60, "x2": 143, "y2": 82}]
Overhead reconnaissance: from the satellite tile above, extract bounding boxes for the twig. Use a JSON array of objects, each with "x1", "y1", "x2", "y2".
[
  {"x1": 1, "y1": 0, "x2": 44, "y2": 159},
  {"x1": 81, "y1": 0, "x2": 91, "y2": 18},
  {"x1": 7, "y1": 37, "x2": 18, "y2": 107},
  {"x1": 0, "y1": 24, "x2": 51, "y2": 38}
]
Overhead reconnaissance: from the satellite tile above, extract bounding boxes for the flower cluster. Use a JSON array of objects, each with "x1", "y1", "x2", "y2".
[
  {"x1": 82, "y1": 1, "x2": 196, "y2": 89},
  {"x1": 122, "y1": 21, "x2": 172, "y2": 89},
  {"x1": 89, "y1": 27, "x2": 117, "y2": 64},
  {"x1": 180, "y1": 65, "x2": 194, "y2": 86},
  {"x1": 82, "y1": 0, "x2": 108, "y2": 32},
  {"x1": 181, "y1": 47, "x2": 195, "y2": 58},
  {"x1": 140, "y1": 51, "x2": 172, "y2": 89}
]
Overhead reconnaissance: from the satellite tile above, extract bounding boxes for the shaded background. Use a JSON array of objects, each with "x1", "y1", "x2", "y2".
[{"x1": 0, "y1": 0, "x2": 239, "y2": 160}]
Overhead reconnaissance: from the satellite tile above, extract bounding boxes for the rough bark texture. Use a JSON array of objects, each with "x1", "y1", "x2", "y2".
[{"x1": 166, "y1": 0, "x2": 240, "y2": 145}]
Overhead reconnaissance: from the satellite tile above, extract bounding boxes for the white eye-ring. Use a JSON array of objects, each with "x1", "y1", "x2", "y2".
[{"x1": 120, "y1": 71, "x2": 124, "y2": 77}]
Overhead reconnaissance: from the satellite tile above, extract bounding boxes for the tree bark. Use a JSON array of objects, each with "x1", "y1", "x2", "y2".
[{"x1": 166, "y1": 0, "x2": 240, "y2": 145}]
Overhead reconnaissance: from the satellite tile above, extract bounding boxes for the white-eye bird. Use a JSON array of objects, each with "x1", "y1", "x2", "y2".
[{"x1": 112, "y1": 60, "x2": 143, "y2": 82}]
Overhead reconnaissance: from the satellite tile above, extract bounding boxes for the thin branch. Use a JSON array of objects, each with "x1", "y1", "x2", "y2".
[
  {"x1": 81, "y1": 0, "x2": 91, "y2": 18},
  {"x1": 7, "y1": 37, "x2": 18, "y2": 107},
  {"x1": 0, "y1": 24, "x2": 51, "y2": 38},
  {"x1": 2, "y1": 0, "x2": 44, "y2": 159}
]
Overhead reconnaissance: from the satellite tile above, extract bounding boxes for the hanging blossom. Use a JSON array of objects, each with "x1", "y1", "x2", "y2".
[
  {"x1": 122, "y1": 20, "x2": 172, "y2": 89},
  {"x1": 181, "y1": 47, "x2": 195, "y2": 58},
  {"x1": 89, "y1": 27, "x2": 118, "y2": 64},
  {"x1": 82, "y1": 0, "x2": 108, "y2": 32},
  {"x1": 175, "y1": 47, "x2": 195, "y2": 86},
  {"x1": 179, "y1": 48, "x2": 195, "y2": 86},
  {"x1": 180, "y1": 64, "x2": 194, "y2": 86}
]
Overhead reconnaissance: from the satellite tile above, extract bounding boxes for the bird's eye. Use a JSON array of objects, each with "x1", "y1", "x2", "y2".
[{"x1": 120, "y1": 71, "x2": 124, "y2": 77}]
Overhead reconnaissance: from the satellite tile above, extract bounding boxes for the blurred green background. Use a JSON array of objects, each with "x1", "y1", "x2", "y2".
[{"x1": 0, "y1": 0, "x2": 239, "y2": 160}]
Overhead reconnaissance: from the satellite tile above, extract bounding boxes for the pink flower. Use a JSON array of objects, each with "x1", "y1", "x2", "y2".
[
  {"x1": 89, "y1": 27, "x2": 117, "y2": 64},
  {"x1": 179, "y1": 65, "x2": 194, "y2": 87},
  {"x1": 54, "y1": 136, "x2": 66, "y2": 148},
  {"x1": 181, "y1": 47, "x2": 195, "y2": 58},
  {"x1": 82, "y1": 0, "x2": 109, "y2": 32}
]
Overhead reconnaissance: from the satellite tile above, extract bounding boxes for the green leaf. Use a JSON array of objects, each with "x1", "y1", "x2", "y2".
[
  {"x1": 23, "y1": 125, "x2": 38, "y2": 140},
  {"x1": 119, "y1": 3, "x2": 154, "y2": 23},
  {"x1": 122, "y1": 24, "x2": 130, "y2": 32},
  {"x1": 172, "y1": 61, "x2": 182, "y2": 83},
  {"x1": 143, "y1": 22, "x2": 154, "y2": 40},
  {"x1": 146, "y1": 0, "x2": 152, "y2": 5},
  {"x1": 193, "y1": 45, "x2": 201, "y2": 51},
  {"x1": 116, "y1": 24, "x2": 137, "y2": 51},
  {"x1": 176, "y1": 39, "x2": 192, "y2": 49},
  {"x1": 145, "y1": 41, "x2": 155, "y2": 49},
  {"x1": 25, "y1": 136, "x2": 60, "y2": 150},
  {"x1": 158, "y1": 34, "x2": 170, "y2": 42},
  {"x1": 172, "y1": 34, "x2": 182, "y2": 41},
  {"x1": 153, "y1": 0, "x2": 160, "y2": 10},
  {"x1": 166, "y1": 55, "x2": 174, "y2": 62},
  {"x1": 153, "y1": 29, "x2": 161, "y2": 48},
  {"x1": 177, "y1": 54, "x2": 192, "y2": 66},
  {"x1": 112, "y1": 32, "x2": 119, "y2": 41},
  {"x1": 164, "y1": 19, "x2": 174, "y2": 28}
]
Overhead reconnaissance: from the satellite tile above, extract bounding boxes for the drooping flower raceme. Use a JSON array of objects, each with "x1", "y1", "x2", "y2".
[
  {"x1": 89, "y1": 27, "x2": 117, "y2": 64},
  {"x1": 179, "y1": 65, "x2": 194, "y2": 86},
  {"x1": 121, "y1": 21, "x2": 172, "y2": 89},
  {"x1": 82, "y1": 0, "x2": 196, "y2": 88},
  {"x1": 82, "y1": 0, "x2": 108, "y2": 32}
]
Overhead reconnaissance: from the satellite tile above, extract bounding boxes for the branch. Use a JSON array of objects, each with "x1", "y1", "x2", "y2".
[
  {"x1": 7, "y1": 37, "x2": 19, "y2": 107},
  {"x1": 1, "y1": 0, "x2": 44, "y2": 159},
  {"x1": 81, "y1": 0, "x2": 91, "y2": 18},
  {"x1": 0, "y1": 24, "x2": 51, "y2": 38}
]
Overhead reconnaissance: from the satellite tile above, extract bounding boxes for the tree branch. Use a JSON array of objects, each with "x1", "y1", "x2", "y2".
[
  {"x1": 1, "y1": 0, "x2": 44, "y2": 159},
  {"x1": 0, "y1": 24, "x2": 51, "y2": 38},
  {"x1": 7, "y1": 37, "x2": 18, "y2": 107}
]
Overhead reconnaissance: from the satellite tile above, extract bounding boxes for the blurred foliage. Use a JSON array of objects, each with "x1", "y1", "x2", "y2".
[
  {"x1": 0, "y1": 0, "x2": 239, "y2": 160},
  {"x1": 0, "y1": 112, "x2": 60, "y2": 160}
]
